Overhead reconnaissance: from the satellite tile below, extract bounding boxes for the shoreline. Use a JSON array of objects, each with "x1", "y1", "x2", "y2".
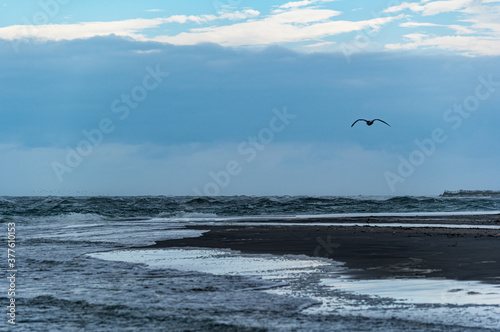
[
  {"x1": 148, "y1": 214, "x2": 500, "y2": 284},
  {"x1": 150, "y1": 211, "x2": 500, "y2": 224}
]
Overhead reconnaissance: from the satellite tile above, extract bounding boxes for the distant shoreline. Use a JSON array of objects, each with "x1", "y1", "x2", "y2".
[{"x1": 441, "y1": 190, "x2": 500, "y2": 197}]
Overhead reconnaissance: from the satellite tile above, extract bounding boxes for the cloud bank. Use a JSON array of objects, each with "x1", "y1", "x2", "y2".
[
  {"x1": 0, "y1": 37, "x2": 499, "y2": 195},
  {"x1": 1, "y1": 0, "x2": 500, "y2": 55}
]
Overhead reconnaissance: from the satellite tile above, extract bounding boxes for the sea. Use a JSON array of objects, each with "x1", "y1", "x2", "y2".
[{"x1": 2, "y1": 195, "x2": 500, "y2": 331}]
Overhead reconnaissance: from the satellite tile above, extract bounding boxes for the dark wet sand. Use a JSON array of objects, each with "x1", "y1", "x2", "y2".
[{"x1": 150, "y1": 214, "x2": 500, "y2": 284}]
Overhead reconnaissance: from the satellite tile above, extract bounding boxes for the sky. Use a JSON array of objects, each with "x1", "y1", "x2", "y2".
[{"x1": 0, "y1": 0, "x2": 500, "y2": 196}]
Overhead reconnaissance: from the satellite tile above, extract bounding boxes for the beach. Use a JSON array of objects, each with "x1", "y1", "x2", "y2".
[
  {"x1": 150, "y1": 214, "x2": 500, "y2": 284},
  {"x1": 6, "y1": 196, "x2": 500, "y2": 331}
]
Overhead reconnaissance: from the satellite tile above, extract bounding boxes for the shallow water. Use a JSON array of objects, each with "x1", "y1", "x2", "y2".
[
  {"x1": 90, "y1": 247, "x2": 500, "y2": 331},
  {"x1": 302, "y1": 278, "x2": 500, "y2": 329}
]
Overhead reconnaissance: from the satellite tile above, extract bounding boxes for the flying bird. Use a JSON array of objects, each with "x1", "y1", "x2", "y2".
[{"x1": 351, "y1": 119, "x2": 391, "y2": 127}]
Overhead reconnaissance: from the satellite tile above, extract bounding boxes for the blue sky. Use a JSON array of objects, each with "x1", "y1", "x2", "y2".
[{"x1": 1, "y1": 0, "x2": 500, "y2": 196}]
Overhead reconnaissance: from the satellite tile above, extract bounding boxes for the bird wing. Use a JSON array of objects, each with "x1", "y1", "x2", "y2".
[
  {"x1": 374, "y1": 119, "x2": 391, "y2": 127},
  {"x1": 351, "y1": 119, "x2": 368, "y2": 127}
]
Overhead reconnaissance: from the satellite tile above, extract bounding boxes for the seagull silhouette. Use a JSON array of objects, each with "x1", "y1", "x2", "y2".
[{"x1": 351, "y1": 119, "x2": 391, "y2": 127}]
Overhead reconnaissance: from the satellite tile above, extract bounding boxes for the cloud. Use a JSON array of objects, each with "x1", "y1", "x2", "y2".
[
  {"x1": 304, "y1": 41, "x2": 336, "y2": 47},
  {"x1": 218, "y1": 9, "x2": 260, "y2": 20},
  {"x1": 418, "y1": 0, "x2": 474, "y2": 16},
  {"x1": 384, "y1": 1, "x2": 500, "y2": 55},
  {"x1": 383, "y1": 2, "x2": 424, "y2": 14},
  {"x1": 0, "y1": 141, "x2": 423, "y2": 196},
  {"x1": 2, "y1": 37, "x2": 499, "y2": 150},
  {"x1": 0, "y1": 18, "x2": 162, "y2": 42},
  {"x1": 386, "y1": 34, "x2": 500, "y2": 56},
  {"x1": 384, "y1": 0, "x2": 474, "y2": 16},
  {"x1": 401, "y1": 32, "x2": 429, "y2": 42},
  {"x1": 0, "y1": 10, "x2": 260, "y2": 42},
  {"x1": 153, "y1": 10, "x2": 402, "y2": 47},
  {"x1": 0, "y1": 2, "x2": 401, "y2": 50},
  {"x1": 2, "y1": 0, "x2": 496, "y2": 56},
  {"x1": 400, "y1": 21, "x2": 475, "y2": 34},
  {"x1": 4, "y1": 139, "x2": 500, "y2": 196},
  {"x1": 278, "y1": 0, "x2": 337, "y2": 10},
  {"x1": 1, "y1": 37, "x2": 500, "y2": 195},
  {"x1": 462, "y1": 4, "x2": 500, "y2": 35},
  {"x1": 279, "y1": 0, "x2": 317, "y2": 9}
]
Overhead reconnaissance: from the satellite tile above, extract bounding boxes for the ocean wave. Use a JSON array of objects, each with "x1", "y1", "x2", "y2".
[
  {"x1": 25, "y1": 212, "x2": 108, "y2": 224},
  {"x1": 0, "y1": 215, "x2": 14, "y2": 223},
  {"x1": 185, "y1": 197, "x2": 217, "y2": 205},
  {"x1": 2, "y1": 196, "x2": 500, "y2": 221},
  {"x1": 0, "y1": 197, "x2": 17, "y2": 204},
  {"x1": 157, "y1": 211, "x2": 219, "y2": 219}
]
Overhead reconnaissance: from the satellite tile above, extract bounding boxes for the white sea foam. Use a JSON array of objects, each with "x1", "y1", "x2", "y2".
[
  {"x1": 319, "y1": 278, "x2": 500, "y2": 305},
  {"x1": 150, "y1": 210, "x2": 500, "y2": 223},
  {"x1": 89, "y1": 247, "x2": 500, "y2": 330},
  {"x1": 161, "y1": 220, "x2": 500, "y2": 230},
  {"x1": 299, "y1": 278, "x2": 500, "y2": 330},
  {"x1": 294, "y1": 210, "x2": 500, "y2": 218},
  {"x1": 45, "y1": 212, "x2": 107, "y2": 223},
  {"x1": 89, "y1": 248, "x2": 333, "y2": 278},
  {"x1": 157, "y1": 211, "x2": 219, "y2": 219},
  {"x1": 25, "y1": 218, "x2": 207, "y2": 246}
]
